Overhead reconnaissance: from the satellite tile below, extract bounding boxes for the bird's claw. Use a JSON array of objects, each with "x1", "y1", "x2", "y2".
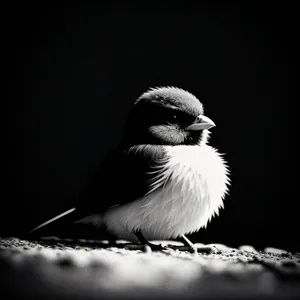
[
  {"x1": 167, "y1": 244, "x2": 197, "y2": 254},
  {"x1": 145, "y1": 243, "x2": 168, "y2": 252},
  {"x1": 167, "y1": 244, "x2": 214, "y2": 254},
  {"x1": 124, "y1": 242, "x2": 168, "y2": 252}
]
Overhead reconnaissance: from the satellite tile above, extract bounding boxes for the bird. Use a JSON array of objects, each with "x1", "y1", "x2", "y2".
[{"x1": 28, "y1": 86, "x2": 230, "y2": 253}]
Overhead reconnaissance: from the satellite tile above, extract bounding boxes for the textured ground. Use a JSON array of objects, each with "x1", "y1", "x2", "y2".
[{"x1": 1, "y1": 237, "x2": 300, "y2": 299}]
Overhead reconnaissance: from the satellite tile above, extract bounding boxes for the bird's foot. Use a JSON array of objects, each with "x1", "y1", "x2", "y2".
[
  {"x1": 132, "y1": 230, "x2": 169, "y2": 253},
  {"x1": 144, "y1": 242, "x2": 168, "y2": 253},
  {"x1": 124, "y1": 242, "x2": 168, "y2": 253},
  {"x1": 167, "y1": 244, "x2": 215, "y2": 254},
  {"x1": 167, "y1": 244, "x2": 197, "y2": 254}
]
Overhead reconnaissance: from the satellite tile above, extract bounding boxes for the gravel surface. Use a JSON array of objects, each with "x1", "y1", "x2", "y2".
[{"x1": 1, "y1": 237, "x2": 300, "y2": 299}]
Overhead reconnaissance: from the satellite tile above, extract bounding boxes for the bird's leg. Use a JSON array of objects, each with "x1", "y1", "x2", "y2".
[
  {"x1": 167, "y1": 235, "x2": 197, "y2": 253},
  {"x1": 168, "y1": 235, "x2": 214, "y2": 254},
  {"x1": 180, "y1": 235, "x2": 198, "y2": 254},
  {"x1": 128, "y1": 229, "x2": 168, "y2": 252}
]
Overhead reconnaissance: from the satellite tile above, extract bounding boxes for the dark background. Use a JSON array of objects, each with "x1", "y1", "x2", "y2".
[{"x1": 2, "y1": 3, "x2": 298, "y2": 251}]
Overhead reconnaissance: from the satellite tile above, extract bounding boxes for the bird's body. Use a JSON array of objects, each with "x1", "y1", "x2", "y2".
[
  {"x1": 104, "y1": 144, "x2": 228, "y2": 241},
  {"x1": 29, "y1": 86, "x2": 230, "y2": 250}
]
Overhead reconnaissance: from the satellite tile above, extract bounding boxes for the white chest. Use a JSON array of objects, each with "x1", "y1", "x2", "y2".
[{"x1": 103, "y1": 144, "x2": 230, "y2": 241}]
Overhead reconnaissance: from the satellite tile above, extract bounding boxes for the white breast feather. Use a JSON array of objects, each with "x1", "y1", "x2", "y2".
[{"x1": 103, "y1": 144, "x2": 230, "y2": 240}]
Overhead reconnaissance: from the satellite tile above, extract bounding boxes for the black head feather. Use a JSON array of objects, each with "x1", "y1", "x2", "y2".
[{"x1": 123, "y1": 87, "x2": 210, "y2": 146}]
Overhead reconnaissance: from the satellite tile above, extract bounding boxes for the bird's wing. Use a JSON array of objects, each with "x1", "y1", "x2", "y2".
[
  {"x1": 77, "y1": 144, "x2": 168, "y2": 212},
  {"x1": 28, "y1": 144, "x2": 168, "y2": 236}
]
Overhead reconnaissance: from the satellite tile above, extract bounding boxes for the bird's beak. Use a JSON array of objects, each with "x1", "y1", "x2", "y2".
[{"x1": 186, "y1": 115, "x2": 216, "y2": 131}]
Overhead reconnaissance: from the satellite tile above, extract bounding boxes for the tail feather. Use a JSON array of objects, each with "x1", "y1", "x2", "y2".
[
  {"x1": 29, "y1": 208, "x2": 77, "y2": 234},
  {"x1": 27, "y1": 207, "x2": 107, "y2": 239}
]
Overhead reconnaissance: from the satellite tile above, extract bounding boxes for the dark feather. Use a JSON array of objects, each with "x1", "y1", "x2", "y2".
[
  {"x1": 77, "y1": 144, "x2": 167, "y2": 213},
  {"x1": 28, "y1": 144, "x2": 167, "y2": 238}
]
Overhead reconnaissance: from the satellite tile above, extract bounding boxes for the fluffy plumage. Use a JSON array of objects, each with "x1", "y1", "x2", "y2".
[
  {"x1": 104, "y1": 144, "x2": 230, "y2": 241},
  {"x1": 29, "y1": 86, "x2": 231, "y2": 245}
]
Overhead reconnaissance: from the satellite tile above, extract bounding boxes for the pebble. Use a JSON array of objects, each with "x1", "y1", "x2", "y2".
[
  {"x1": 264, "y1": 247, "x2": 288, "y2": 254},
  {"x1": 206, "y1": 243, "x2": 232, "y2": 252},
  {"x1": 239, "y1": 245, "x2": 258, "y2": 253}
]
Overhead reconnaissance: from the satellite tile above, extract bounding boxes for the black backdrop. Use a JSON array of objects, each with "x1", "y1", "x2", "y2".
[{"x1": 2, "y1": 3, "x2": 298, "y2": 251}]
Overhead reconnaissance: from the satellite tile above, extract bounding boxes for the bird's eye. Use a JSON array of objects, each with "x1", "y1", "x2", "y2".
[
  {"x1": 168, "y1": 114, "x2": 178, "y2": 123},
  {"x1": 165, "y1": 113, "x2": 178, "y2": 125}
]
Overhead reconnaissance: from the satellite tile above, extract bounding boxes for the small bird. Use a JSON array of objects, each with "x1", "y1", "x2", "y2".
[{"x1": 29, "y1": 86, "x2": 230, "y2": 253}]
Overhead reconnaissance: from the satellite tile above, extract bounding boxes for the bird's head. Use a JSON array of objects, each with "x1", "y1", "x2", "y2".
[{"x1": 123, "y1": 86, "x2": 215, "y2": 146}]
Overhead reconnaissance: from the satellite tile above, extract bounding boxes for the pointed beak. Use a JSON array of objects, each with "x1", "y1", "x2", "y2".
[{"x1": 186, "y1": 115, "x2": 216, "y2": 131}]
